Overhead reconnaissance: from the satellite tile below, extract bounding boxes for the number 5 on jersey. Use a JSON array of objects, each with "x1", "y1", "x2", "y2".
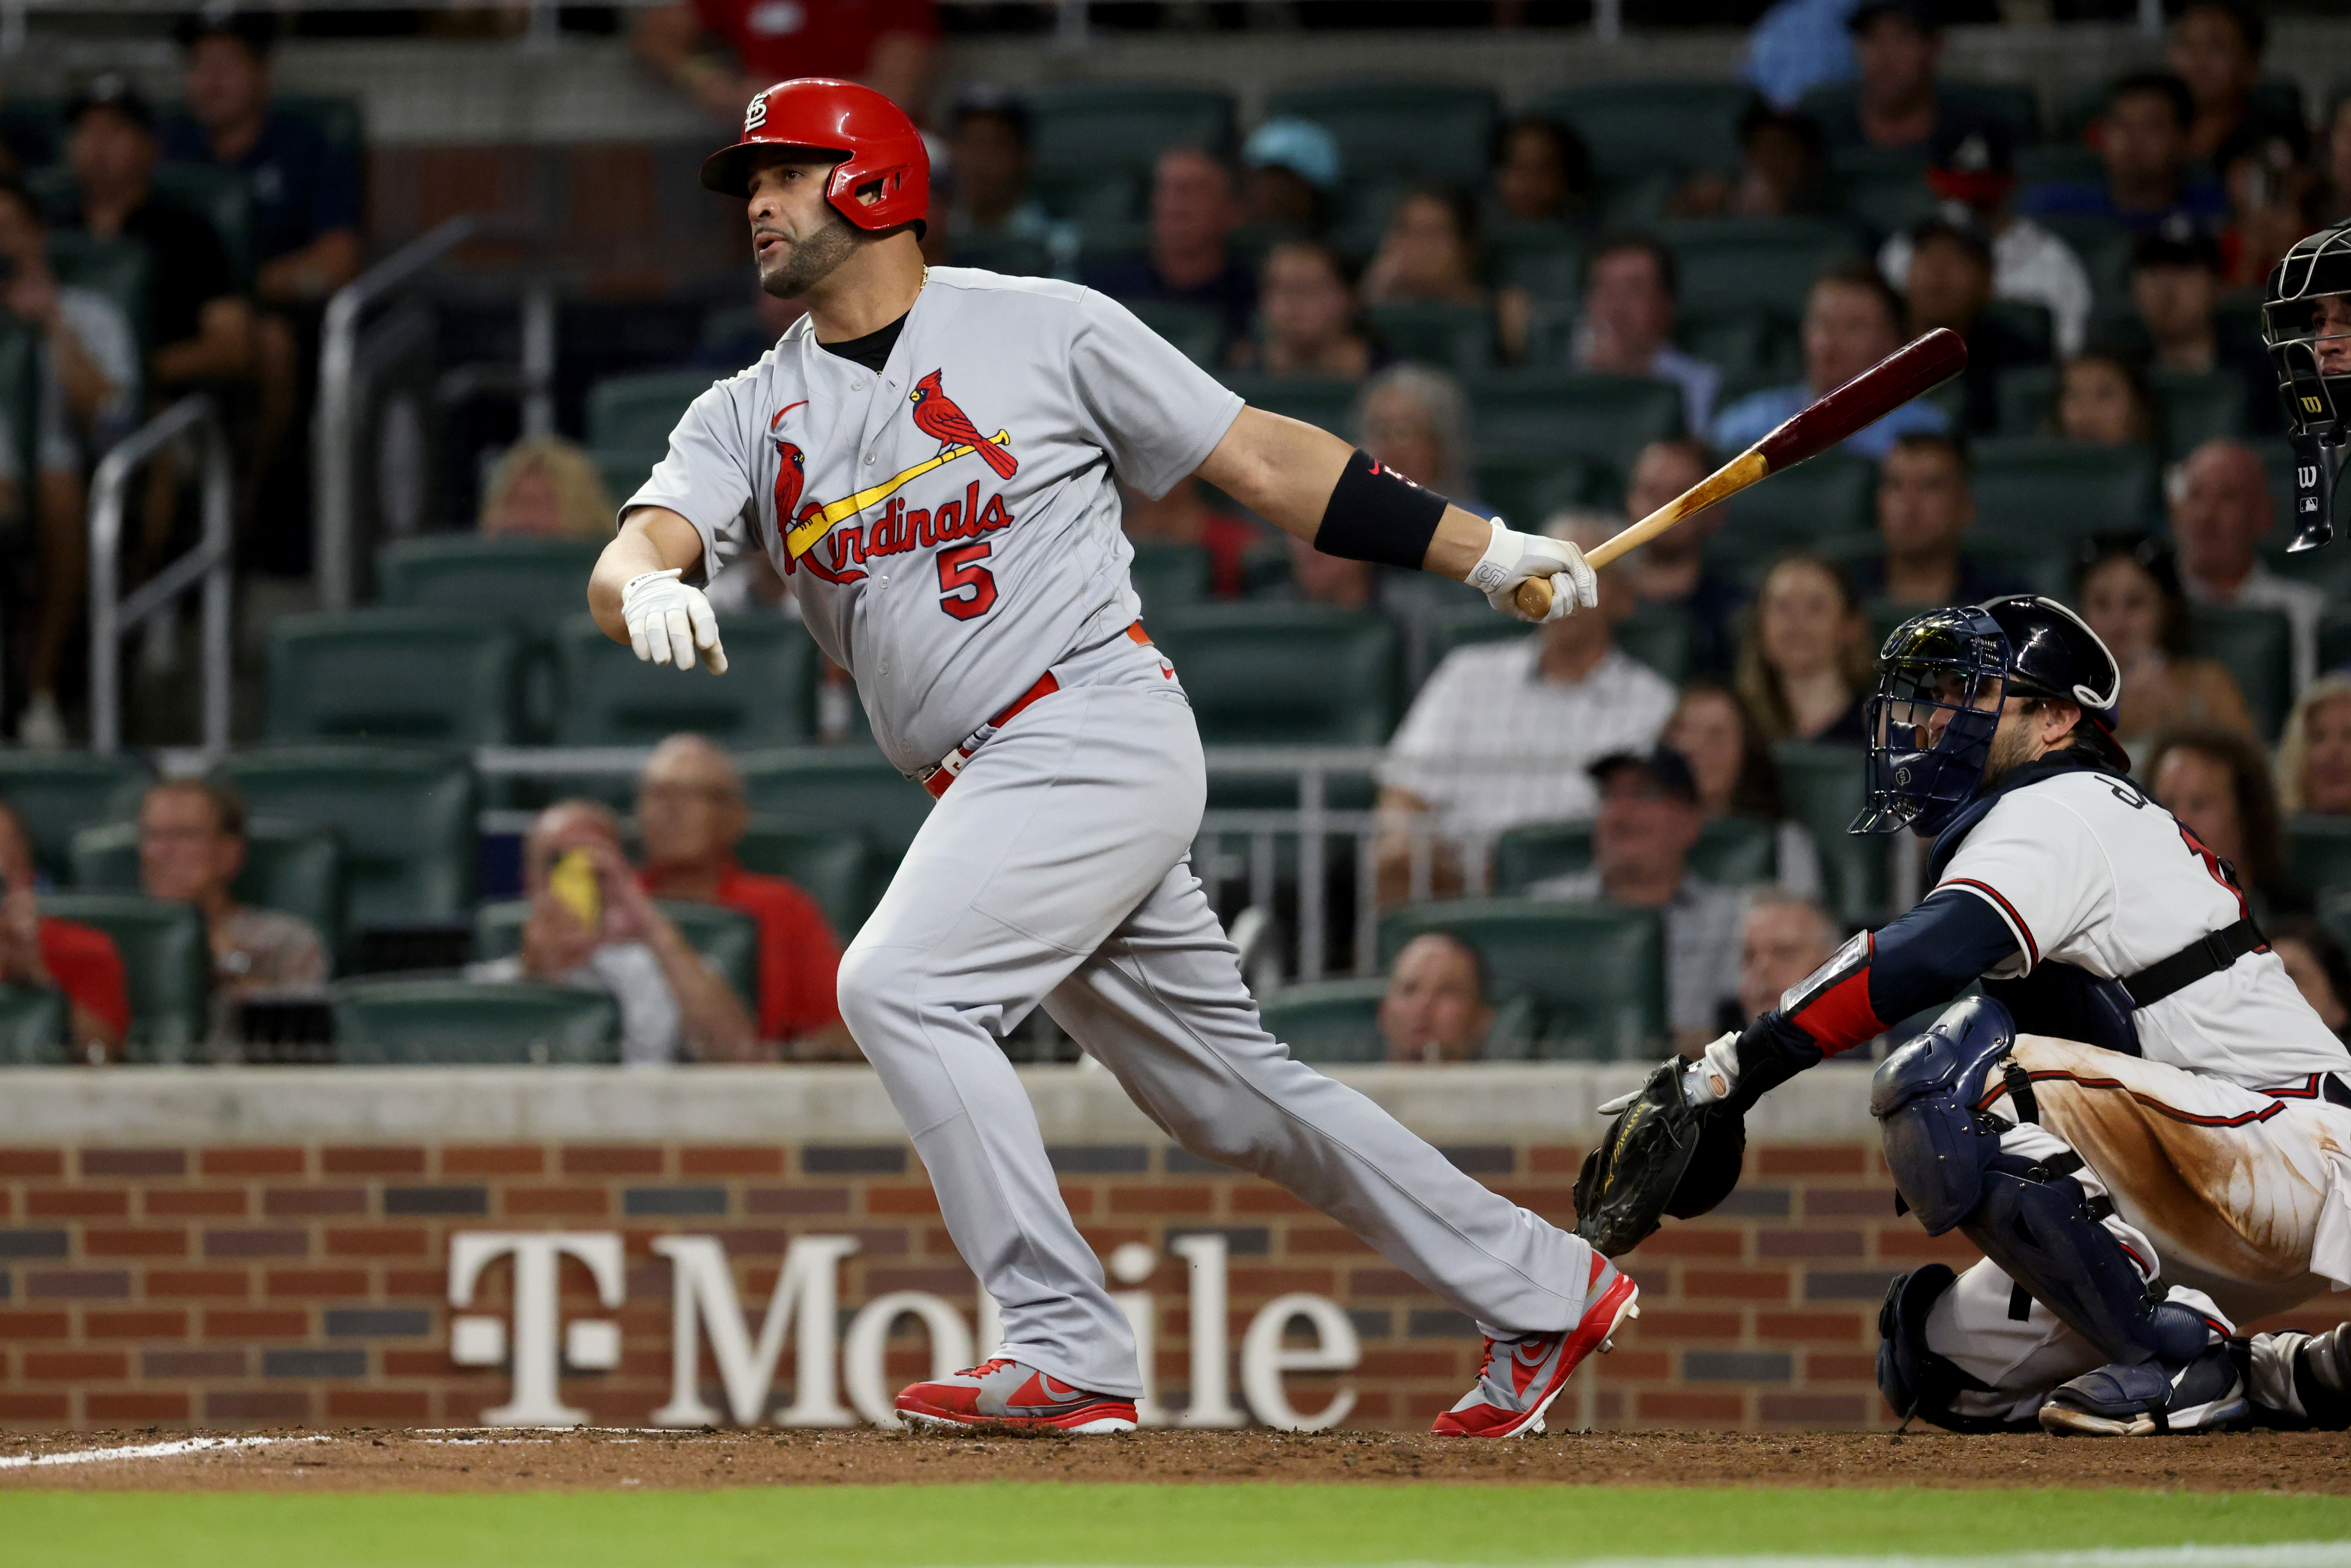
[{"x1": 938, "y1": 541, "x2": 998, "y2": 620}]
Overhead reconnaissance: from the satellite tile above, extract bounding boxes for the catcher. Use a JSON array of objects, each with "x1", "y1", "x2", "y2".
[{"x1": 1576, "y1": 593, "x2": 2351, "y2": 1436}]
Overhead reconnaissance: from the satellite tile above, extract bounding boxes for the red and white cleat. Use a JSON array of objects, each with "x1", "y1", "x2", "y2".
[
  {"x1": 1431, "y1": 1254, "x2": 1639, "y2": 1438},
  {"x1": 894, "y1": 1357, "x2": 1139, "y2": 1434}
]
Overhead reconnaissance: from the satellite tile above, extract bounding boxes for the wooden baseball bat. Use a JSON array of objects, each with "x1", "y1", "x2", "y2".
[{"x1": 1511, "y1": 327, "x2": 1969, "y2": 619}]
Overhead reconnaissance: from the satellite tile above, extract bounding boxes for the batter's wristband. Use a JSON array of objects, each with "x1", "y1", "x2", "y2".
[{"x1": 1313, "y1": 448, "x2": 1449, "y2": 571}]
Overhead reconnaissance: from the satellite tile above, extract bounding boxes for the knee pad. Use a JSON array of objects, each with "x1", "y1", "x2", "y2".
[
  {"x1": 1870, "y1": 996, "x2": 2017, "y2": 1234},
  {"x1": 1876, "y1": 1265, "x2": 2030, "y2": 1434}
]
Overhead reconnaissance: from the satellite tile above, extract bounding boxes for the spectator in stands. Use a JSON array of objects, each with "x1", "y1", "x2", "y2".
[
  {"x1": 1362, "y1": 187, "x2": 1487, "y2": 312},
  {"x1": 0, "y1": 799, "x2": 125, "y2": 1060},
  {"x1": 1711, "y1": 261, "x2": 1950, "y2": 460},
  {"x1": 1816, "y1": 0, "x2": 1982, "y2": 157},
  {"x1": 1737, "y1": 554, "x2": 1873, "y2": 746},
  {"x1": 1353, "y1": 363, "x2": 1479, "y2": 502},
  {"x1": 940, "y1": 88, "x2": 1050, "y2": 249},
  {"x1": 1733, "y1": 889, "x2": 1839, "y2": 1029},
  {"x1": 2264, "y1": 917, "x2": 2351, "y2": 1044},
  {"x1": 2172, "y1": 438, "x2": 2322, "y2": 691},
  {"x1": 2055, "y1": 350, "x2": 2160, "y2": 447},
  {"x1": 1615, "y1": 437, "x2": 1742, "y2": 676},
  {"x1": 2130, "y1": 221, "x2": 2277, "y2": 432},
  {"x1": 1899, "y1": 216, "x2": 2043, "y2": 433},
  {"x1": 1241, "y1": 118, "x2": 1342, "y2": 240},
  {"x1": 472, "y1": 799, "x2": 760, "y2": 1064},
  {"x1": 1123, "y1": 479, "x2": 1261, "y2": 601},
  {"x1": 0, "y1": 177, "x2": 137, "y2": 751},
  {"x1": 1232, "y1": 240, "x2": 1374, "y2": 379},
  {"x1": 136, "y1": 779, "x2": 327, "y2": 1031},
  {"x1": 1853, "y1": 431, "x2": 2015, "y2": 609},
  {"x1": 478, "y1": 437, "x2": 617, "y2": 540},
  {"x1": 1490, "y1": 115, "x2": 1591, "y2": 227},
  {"x1": 1375, "y1": 509, "x2": 1678, "y2": 907},
  {"x1": 57, "y1": 76, "x2": 251, "y2": 395},
  {"x1": 1666, "y1": 680, "x2": 1827, "y2": 902},
  {"x1": 1742, "y1": 0, "x2": 1860, "y2": 112},
  {"x1": 2024, "y1": 72, "x2": 2226, "y2": 237},
  {"x1": 1084, "y1": 147, "x2": 1256, "y2": 353},
  {"x1": 1569, "y1": 236, "x2": 1719, "y2": 435},
  {"x1": 1378, "y1": 932, "x2": 1494, "y2": 1065},
  {"x1": 1879, "y1": 122, "x2": 2094, "y2": 358},
  {"x1": 165, "y1": 14, "x2": 361, "y2": 306},
  {"x1": 1527, "y1": 747, "x2": 1746, "y2": 1051},
  {"x1": 2077, "y1": 539, "x2": 2254, "y2": 761},
  {"x1": 2279, "y1": 674, "x2": 2351, "y2": 817},
  {"x1": 2168, "y1": 0, "x2": 2290, "y2": 164},
  {"x1": 2145, "y1": 726, "x2": 2298, "y2": 917},
  {"x1": 633, "y1": 735, "x2": 852, "y2": 1059},
  {"x1": 1669, "y1": 104, "x2": 1831, "y2": 221},
  {"x1": 632, "y1": 0, "x2": 935, "y2": 121}
]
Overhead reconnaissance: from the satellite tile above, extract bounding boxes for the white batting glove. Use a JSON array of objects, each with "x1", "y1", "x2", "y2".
[
  {"x1": 620, "y1": 568, "x2": 729, "y2": 675},
  {"x1": 1464, "y1": 518, "x2": 1597, "y2": 623}
]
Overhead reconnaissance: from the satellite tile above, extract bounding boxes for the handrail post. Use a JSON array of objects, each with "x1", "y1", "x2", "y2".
[
  {"x1": 200, "y1": 415, "x2": 234, "y2": 754},
  {"x1": 88, "y1": 449, "x2": 126, "y2": 756}
]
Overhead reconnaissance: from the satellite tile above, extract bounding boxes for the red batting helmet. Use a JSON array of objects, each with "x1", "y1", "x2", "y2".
[{"x1": 699, "y1": 78, "x2": 929, "y2": 236}]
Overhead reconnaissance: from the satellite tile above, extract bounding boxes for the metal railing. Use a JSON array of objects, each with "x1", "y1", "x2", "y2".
[{"x1": 89, "y1": 395, "x2": 233, "y2": 756}]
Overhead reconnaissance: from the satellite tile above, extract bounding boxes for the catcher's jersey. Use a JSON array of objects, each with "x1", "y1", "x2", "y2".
[
  {"x1": 1936, "y1": 768, "x2": 2347, "y2": 1088},
  {"x1": 624, "y1": 267, "x2": 1243, "y2": 773}
]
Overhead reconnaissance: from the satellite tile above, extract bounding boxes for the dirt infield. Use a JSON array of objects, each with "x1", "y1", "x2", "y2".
[{"x1": 3, "y1": 1426, "x2": 2349, "y2": 1494}]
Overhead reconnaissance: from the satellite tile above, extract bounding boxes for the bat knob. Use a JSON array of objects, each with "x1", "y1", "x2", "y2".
[{"x1": 1513, "y1": 577, "x2": 1553, "y2": 620}]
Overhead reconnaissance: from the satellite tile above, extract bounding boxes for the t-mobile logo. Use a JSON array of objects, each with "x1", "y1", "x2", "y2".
[{"x1": 447, "y1": 1232, "x2": 626, "y2": 1426}]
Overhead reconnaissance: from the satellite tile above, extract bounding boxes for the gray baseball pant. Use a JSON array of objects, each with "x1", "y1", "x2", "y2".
[{"x1": 835, "y1": 645, "x2": 1597, "y2": 1398}]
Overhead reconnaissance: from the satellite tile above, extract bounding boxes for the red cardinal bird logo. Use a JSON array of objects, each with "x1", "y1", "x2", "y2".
[
  {"x1": 909, "y1": 369, "x2": 1018, "y2": 480},
  {"x1": 771, "y1": 439, "x2": 807, "y2": 527}
]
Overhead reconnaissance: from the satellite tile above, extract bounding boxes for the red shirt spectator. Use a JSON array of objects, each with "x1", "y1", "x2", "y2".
[
  {"x1": 40, "y1": 918, "x2": 131, "y2": 1044},
  {"x1": 701, "y1": 861, "x2": 843, "y2": 1044},
  {"x1": 0, "y1": 798, "x2": 130, "y2": 1057},
  {"x1": 634, "y1": 0, "x2": 937, "y2": 126}
]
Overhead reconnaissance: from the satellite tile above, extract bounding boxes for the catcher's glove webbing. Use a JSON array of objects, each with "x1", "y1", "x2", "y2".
[{"x1": 1572, "y1": 1058, "x2": 1748, "y2": 1257}]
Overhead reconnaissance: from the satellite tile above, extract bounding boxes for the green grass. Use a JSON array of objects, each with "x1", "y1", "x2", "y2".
[{"x1": 3, "y1": 1483, "x2": 2349, "y2": 1566}]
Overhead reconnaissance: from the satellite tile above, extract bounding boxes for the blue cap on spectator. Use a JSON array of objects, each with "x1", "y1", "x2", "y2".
[
  {"x1": 1588, "y1": 746, "x2": 1700, "y2": 806},
  {"x1": 1244, "y1": 118, "x2": 1343, "y2": 194}
]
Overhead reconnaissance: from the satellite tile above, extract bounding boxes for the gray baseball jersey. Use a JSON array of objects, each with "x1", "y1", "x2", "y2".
[{"x1": 623, "y1": 267, "x2": 1242, "y2": 773}]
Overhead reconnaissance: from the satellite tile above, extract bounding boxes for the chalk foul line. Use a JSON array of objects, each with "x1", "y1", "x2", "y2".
[{"x1": 0, "y1": 1433, "x2": 328, "y2": 1470}]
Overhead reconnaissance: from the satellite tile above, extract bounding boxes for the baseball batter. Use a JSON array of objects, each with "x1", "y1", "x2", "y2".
[
  {"x1": 586, "y1": 79, "x2": 1633, "y2": 1436},
  {"x1": 1580, "y1": 594, "x2": 2351, "y2": 1436}
]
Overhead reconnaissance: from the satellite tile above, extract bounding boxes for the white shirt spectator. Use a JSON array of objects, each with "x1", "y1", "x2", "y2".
[
  {"x1": 0, "y1": 285, "x2": 138, "y2": 483},
  {"x1": 471, "y1": 945, "x2": 681, "y2": 1066},
  {"x1": 1879, "y1": 216, "x2": 2094, "y2": 359},
  {"x1": 2182, "y1": 562, "x2": 2326, "y2": 696},
  {"x1": 1525, "y1": 867, "x2": 1749, "y2": 1037},
  {"x1": 1381, "y1": 640, "x2": 1678, "y2": 842}
]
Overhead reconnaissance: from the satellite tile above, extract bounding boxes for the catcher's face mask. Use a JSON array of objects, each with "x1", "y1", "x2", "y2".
[{"x1": 1853, "y1": 606, "x2": 2009, "y2": 838}]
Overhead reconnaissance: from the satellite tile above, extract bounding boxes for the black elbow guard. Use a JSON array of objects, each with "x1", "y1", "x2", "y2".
[{"x1": 1313, "y1": 448, "x2": 1452, "y2": 570}]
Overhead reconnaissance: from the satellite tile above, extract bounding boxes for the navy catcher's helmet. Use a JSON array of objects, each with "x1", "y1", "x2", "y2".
[{"x1": 1853, "y1": 594, "x2": 2125, "y2": 838}]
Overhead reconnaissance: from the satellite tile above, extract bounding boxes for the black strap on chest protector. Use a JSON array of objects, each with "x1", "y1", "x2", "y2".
[{"x1": 2118, "y1": 917, "x2": 2267, "y2": 1009}]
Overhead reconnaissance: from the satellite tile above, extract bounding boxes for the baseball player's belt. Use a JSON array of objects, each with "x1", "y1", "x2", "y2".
[
  {"x1": 2117, "y1": 916, "x2": 2267, "y2": 1009},
  {"x1": 916, "y1": 622, "x2": 1152, "y2": 801}
]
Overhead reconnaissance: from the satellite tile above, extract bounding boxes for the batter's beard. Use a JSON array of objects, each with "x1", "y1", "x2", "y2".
[{"x1": 758, "y1": 208, "x2": 860, "y2": 299}]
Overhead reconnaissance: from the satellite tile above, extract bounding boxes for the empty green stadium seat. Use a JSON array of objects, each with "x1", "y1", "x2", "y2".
[
  {"x1": 1677, "y1": 307, "x2": 1800, "y2": 384},
  {"x1": 1263, "y1": 81, "x2": 1498, "y2": 186},
  {"x1": 214, "y1": 748, "x2": 478, "y2": 927},
  {"x1": 1716, "y1": 449, "x2": 1878, "y2": 546},
  {"x1": 1150, "y1": 603, "x2": 1399, "y2": 745},
  {"x1": 38, "y1": 893, "x2": 209, "y2": 1061},
  {"x1": 47, "y1": 234, "x2": 150, "y2": 347},
  {"x1": 1467, "y1": 373, "x2": 1686, "y2": 474},
  {"x1": 473, "y1": 898, "x2": 759, "y2": 1017},
  {"x1": 267, "y1": 610, "x2": 523, "y2": 746},
  {"x1": 1486, "y1": 223, "x2": 1583, "y2": 301},
  {"x1": 1221, "y1": 373, "x2": 1358, "y2": 437},
  {"x1": 1772, "y1": 742, "x2": 1884, "y2": 926},
  {"x1": 736, "y1": 819, "x2": 873, "y2": 940},
  {"x1": 1255, "y1": 977, "x2": 1389, "y2": 1065},
  {"x1": 1126, "y1": 300, "x2": 1223, "y2": 368},
  {"x1": 1969, "y1": 438, "x2": 2161, "y2": 542},
  {"x1": 1026, "y1": 83, "x2": 1234, "y2": 178},
  {"x1": 0, "y1": 983, "x2": 66, "y2": 1065},
  {"x1": 1996, "y1": 364, "x2": 2057, "y2": 435},
  {"x1": 375, "y1": 536, "x2": 605, "y2": 631},
  {"x1": 152, "y1": 162, "x2": 255, "y2": 284},
  {"x1": 1471, "y1": 455, "x2": 1610, "y2": 525},
  {"x1": 552, "y1": 612, "x2": 812, "y2": 746},
  {"x1": 1656, "y1": 219, "x2": 1859, "y2": 318},
  {"x1": 1981, "y1": 299, "x2": 2054, "y2": 365},
  {"x1": 1378, "y1": 898, "x2": 1664, "y2": 1060},
  {"x1": 1832, "y1": 150, "x2": 1938, "y2": 237},
  {"x1": 1421, "y1": 605, "x2": 1530, "y2": 670},
  {"x1": 2151, "y1": 369, "x2": 2251, "y2": 457},
  {"x1": 0, "y1": 752, "x2": 155, "y2": 883},
  {"x1": 1536, "y1": 82, "x2": 1755, "y2": 184},
  {"x1": 738, "y1": 746, "x2": 931, "y2": 862},
  {"x1": 2288, "y1": 817, "x2": 2351, "y2": 902},
  {"x1": 1367, "y1": 301, "x2": 1494, "y2": 374},
  {"x1": 1617, "y1": 602, "x2": 1694, "y2": 685},
  {"x1": 1807, "y1": 81, "x2": 2038, "y2": 146},
  {"x1": 2034, "y1": 214, "x2": 2133, "y2": 307},
  {"x1": 1127, "y1": 542, "x2": 1212, "y2": 616},
  {"x1": 2190, "y1": 605, "x2": 2293, "y2": 742},
  {"x1": 332, "y1": 978, "x2": 619, "y2": 1065},
  {"x1": 587, "y1": 370, "x2": 716, "y2": 469},
  {"x1": 70, "y1": 817, "x2": 345, "y2": 952}
]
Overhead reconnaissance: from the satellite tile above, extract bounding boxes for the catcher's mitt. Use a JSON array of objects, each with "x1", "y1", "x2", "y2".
[{"x1": 1571, "y1": 1058, "x2": 1747, "y2": 1256}]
